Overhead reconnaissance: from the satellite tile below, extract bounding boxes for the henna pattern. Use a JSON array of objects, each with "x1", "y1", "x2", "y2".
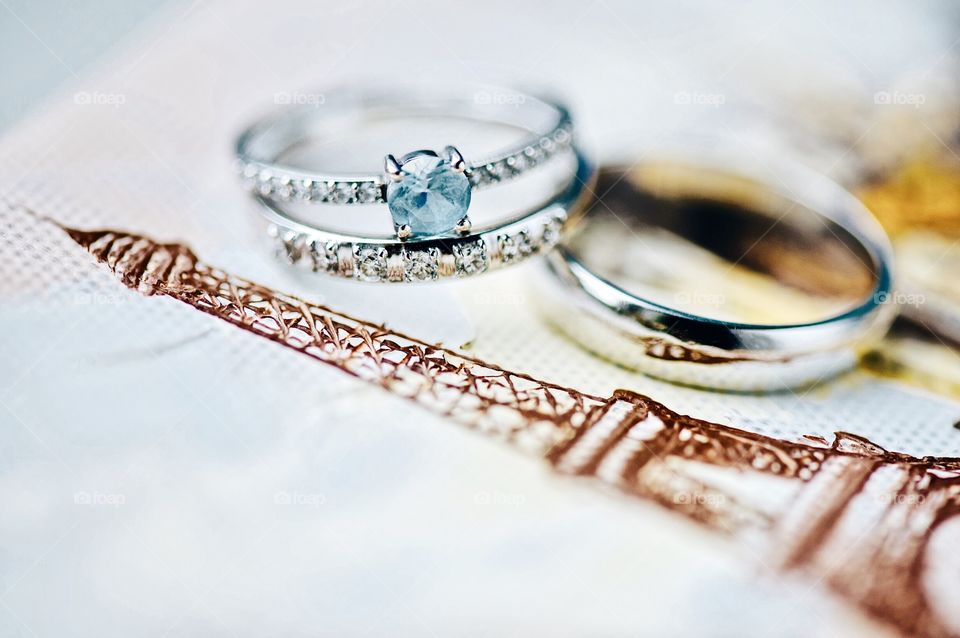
[{"x1": 64, "y1": 223, "x2": 960, "y2": 638}]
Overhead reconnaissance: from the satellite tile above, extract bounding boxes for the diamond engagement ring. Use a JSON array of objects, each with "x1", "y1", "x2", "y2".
[
  {"x1": 534, "y1": 152, "x2": 896, "y2": 392},
  {"x1": 235, "y1": 85, "x2": 575, "y2": 242},
  {"x1": 255, "y1": 148, "x2": 594, "y2": 283}
]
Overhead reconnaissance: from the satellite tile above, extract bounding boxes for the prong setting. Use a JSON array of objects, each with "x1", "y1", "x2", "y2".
[
  {"x1": 384, "y1": 154, "x2": 403, "y2": 182},
  {"x1": 396, "y1": 224, "x2": 412, "y2": 240},
  {"x1": 445, "y1": 145, "x2": 467, "y2": 173},
  {"x1": 455, "y1": 216, "x2": 472, "y2": 234}
]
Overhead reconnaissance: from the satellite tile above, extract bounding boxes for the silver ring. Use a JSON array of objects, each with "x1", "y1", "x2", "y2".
[
  {"x1": 259, "y1": 149, "x2": 594, "y2": 283},
  {"x1": 533, "y1": 154, "x2": 896, "y2": 391},
  {"x1": 235, "y1": 85, "x2": 574, "y2": 242}
]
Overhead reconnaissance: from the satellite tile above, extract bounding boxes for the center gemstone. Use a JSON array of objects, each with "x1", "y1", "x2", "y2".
[{"x1": 386, "y1": 152, "x2": 471, "y2": 238}]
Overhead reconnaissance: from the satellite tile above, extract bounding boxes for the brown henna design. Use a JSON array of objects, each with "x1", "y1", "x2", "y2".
[{"x1": 64, "y1": 223, "x2": 960, "y2": 638}]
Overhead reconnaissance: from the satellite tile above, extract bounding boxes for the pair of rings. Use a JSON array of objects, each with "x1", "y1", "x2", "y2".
[
  {"x1": 236, "y1": 86, "x2": 584, "y2": 283},
  {"x1": 234, "y1": 85, "x2": 895, "y2": 391}
]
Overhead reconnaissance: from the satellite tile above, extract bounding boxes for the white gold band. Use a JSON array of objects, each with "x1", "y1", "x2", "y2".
[{"x1": 534, "y1": 155, "x2": 896, "y2": 391}]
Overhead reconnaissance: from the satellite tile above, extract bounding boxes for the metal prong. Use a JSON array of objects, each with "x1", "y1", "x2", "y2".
[
  {"x1": 396, "y1": 224, "x2": 412, "y2": 240},
  {"x1": 455, "y1": 216, "x2": 471, "y2": 234},
  {"x1": 384, "y1": 154, "x2": 403, "y2": 182},
  {"x1": 445, "y1": 145, "x2": 467, "y2": 173}
]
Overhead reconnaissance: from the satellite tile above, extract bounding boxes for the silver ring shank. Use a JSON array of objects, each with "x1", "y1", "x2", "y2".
[
  {"x1": 236, "y1": 86, "x2": 574, "y2": 205},
  {"x1": 534, "y1": 157, "x2": 896, "y2": 391}
]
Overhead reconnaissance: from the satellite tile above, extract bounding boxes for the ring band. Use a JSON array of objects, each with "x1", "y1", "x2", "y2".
[
  {"x1": 260, "y1": 149, "x2": 595, "y2": 283},
  {"x1": 534, "y1": 155, "x2": 896, "y2": 391},
  {"x1": 235, "y1": 85, "x2": 574, "y2": 242}
]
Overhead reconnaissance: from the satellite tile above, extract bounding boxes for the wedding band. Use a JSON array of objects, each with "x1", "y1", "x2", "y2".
[
  {"x1": 259, "y1": 149, "x2": 594, "y2": 283},
  {"x1": 534, "y1": 154, "x2": 896, "y2": 391},
  {"x1": 235, "y1": 85, "x2": 574, "y2": 242}
]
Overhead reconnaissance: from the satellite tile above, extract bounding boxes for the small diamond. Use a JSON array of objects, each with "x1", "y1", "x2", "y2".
[
  {"x1": 275, "y1": 177, "x2": 293, "y2": 200},
  {"x1": 308, "y1": 239, "x2": 338, "y2": 272},
  {"x1": 241, "y1": 164, "x2": 259, "y2": 190},
  {"x1": 498, "y1": 231, "x2": 534, "y2": 264},
  {"x1": 314, "y1": 181, "x2": 333, "y2": 201},
  {"x1": 275, "y1": 231, "x2": 303, "y2": 264},
  {"x1": 330, "y1": 182, "x2": 357, "y2": 204},
  {"x1": 356, "y1": 181, "x2": 380, "y2": 204},
  {"x1": 294, "y1": 179, "x2": 315, "y2": 201},
  {"x1": 540, "y1": 138, "x2": 557, "y2": 156},
  {"x1": 257, "y1": 170, "x2": 273, "y2": 196},
  {"x1": 453, "y1": 240, "x2": 488, "y2": 276},
  {"x1": 509, "y1": 153, "x2": 529, "y2": 174},
  {"x1": 484, "y1": 162, "x2": 504, "y2": 182},
  {"x1": 523, "y1": 145, "x2": 543, "y2": 166},
  {"x1": 541, "y1": 217, "x2": 563, "y2": 246},
  {"x1": 402, "y1": 248, "x2": 440, "y2": 282},
  {"x1": 468, "y1": 170, "x2": 487, "y2": 187},
  {"x1": 354, "y1": 245, "x2": 388, "y2": 281}
]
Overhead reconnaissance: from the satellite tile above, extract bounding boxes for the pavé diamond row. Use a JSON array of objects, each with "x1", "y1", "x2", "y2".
[
  {"x1": 241, "y1": 170, "x2": 383, "y2": 204},
  {"x1": 238, "y1": 120, "x2": 573, "y2": 204},
  {"x1": 238, "y1": 87, "x2": 592, "y2": 283},
  {"x1": 267, "y1": 213, "x2": 566, "y2": 283}
]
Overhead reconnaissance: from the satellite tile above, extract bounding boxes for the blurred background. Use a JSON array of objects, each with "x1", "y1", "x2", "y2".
[{"x1": 0, "y1": 0, "x2": 165, "y2": 131}]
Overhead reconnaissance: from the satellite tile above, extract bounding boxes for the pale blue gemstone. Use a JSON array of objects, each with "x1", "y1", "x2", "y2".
[{"x1": 386, "y1": 153, "x2": 471, "y2": 238}]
